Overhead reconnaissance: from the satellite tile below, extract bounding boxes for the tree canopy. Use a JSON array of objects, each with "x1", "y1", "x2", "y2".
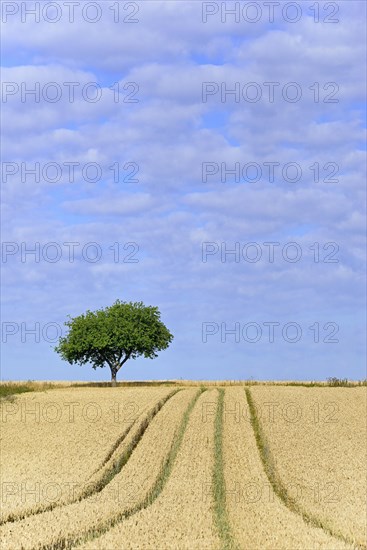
[{"x1": 55, "y1": 300, "x2": 173, "y2": 385}]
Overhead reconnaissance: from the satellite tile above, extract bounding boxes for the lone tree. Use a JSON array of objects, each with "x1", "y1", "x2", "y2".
[{"x1": 55, "y1": 300, "x2": 173, "y2": 386}]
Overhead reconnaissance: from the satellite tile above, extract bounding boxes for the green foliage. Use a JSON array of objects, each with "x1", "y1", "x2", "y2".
[
  {"x1": 0, "y1": 381, "x2": 57, "y2": 400},
  {"x1": 0, "y1": 383, "x2": 33, "y2": 399},
  {"x1": 55, "y1": 300, "x2": 173, "y2": 381},
  {"x1": 327, "y1": 377, "x2": 351, "y2": 387},
  {"x1": 325, "y1": 377, "x2": 367, "y2": 387}
]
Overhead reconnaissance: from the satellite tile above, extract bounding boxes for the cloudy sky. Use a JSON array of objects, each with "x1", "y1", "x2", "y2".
[{"x1": 1, "y1": 0, "x2": 366, "y2": 381}]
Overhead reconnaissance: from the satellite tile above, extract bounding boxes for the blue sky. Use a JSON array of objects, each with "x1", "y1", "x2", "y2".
[{"x1": 1, "y1": 0, "x2": 366, "y2": 381}]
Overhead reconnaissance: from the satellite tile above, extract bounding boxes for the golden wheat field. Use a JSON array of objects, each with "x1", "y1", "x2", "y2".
[
  {"x1": 0, "y1": 383, "x2": 366, "y2": 550},
  {"x1": 0, "y1": 386, "x2": 173, "y2": 522}
]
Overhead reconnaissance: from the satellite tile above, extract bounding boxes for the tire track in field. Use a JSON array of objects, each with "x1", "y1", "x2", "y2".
[
  {"x1": 212, "y1": 388, "x2": 238, "y2": 550},
  {"x1": 77, "y1": 388, "x2": 218, "y2": 550},
  {"x1": 74, "y1": 388, "x2": 182, "y2": 500},
  {"x1": 0, "y1": 389, "x2": 179, "y2": 526},
  {"x1": 245, "y1": 387, "x2": 364, "y2": 550},
  {"x1": 0, "y1": 389, "x2": 201, "y2": 550},
  {"x1": 87, "y1": 389, "x2": 178, "y2": 477},
  {"x1": 44, "y1": 388, "x2": 204, "y2": 550},
  {"x1": 0, "y1": 388, "x2": 177, "y2": 526}
]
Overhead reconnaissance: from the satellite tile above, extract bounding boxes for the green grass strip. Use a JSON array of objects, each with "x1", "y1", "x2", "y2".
[
  {"x1": 45, "y1": 388, "x2": 205, "y2": 550},
  {"x1": 245, "y1": 387, "x2": 365, "y2": 550},
  {"x1": 212, "y1": 388, "x2": 237, "y2": 550},
  {"x1": 0, "y1": 381, "x2": 59, "y2": 399},
  {"x1": 0, "y1": 384, "x2": 33, "y2": 399}
]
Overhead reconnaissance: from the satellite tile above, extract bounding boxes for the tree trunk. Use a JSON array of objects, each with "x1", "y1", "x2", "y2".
[{"x1": 111, "y1": 370, "x2": 117, "y2": 387}]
